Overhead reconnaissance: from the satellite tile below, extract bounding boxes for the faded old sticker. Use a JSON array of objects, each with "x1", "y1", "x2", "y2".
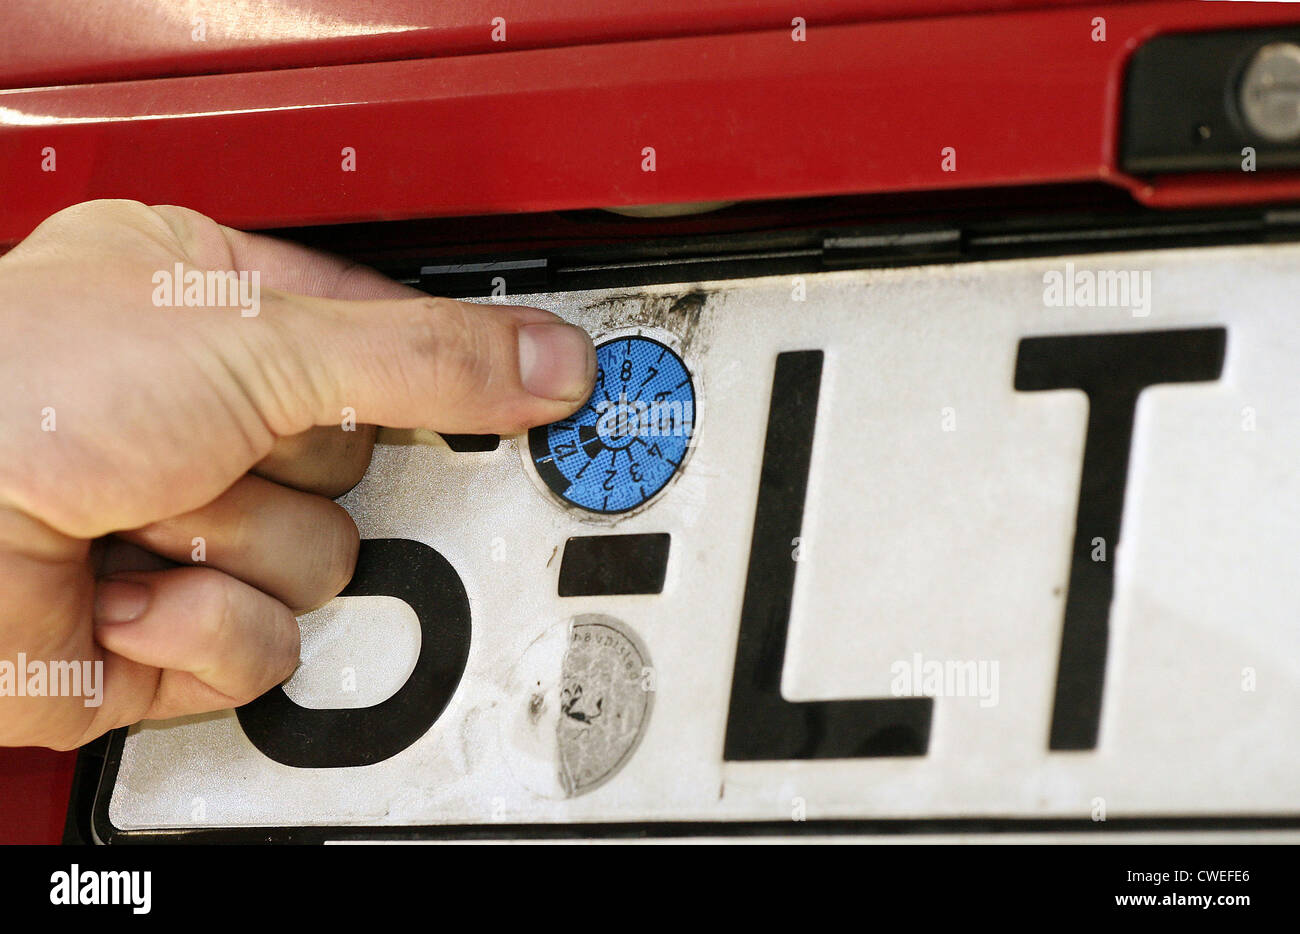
[
  {"x1": 557, "y1": 615, "x2": 654, "y2": 795},
  {"x1": 501, "y1": 614, "x2": 653, "y2": 798}
]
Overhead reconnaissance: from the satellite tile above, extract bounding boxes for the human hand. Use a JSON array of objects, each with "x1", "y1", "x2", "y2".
[{"x1": 0, "y1": 199, "x2": 595, "y2": 749}]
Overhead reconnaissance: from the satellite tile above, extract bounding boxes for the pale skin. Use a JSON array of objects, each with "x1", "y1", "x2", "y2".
[{"x1": 0, "y1": 200, "x2": 596, "y2": 750}]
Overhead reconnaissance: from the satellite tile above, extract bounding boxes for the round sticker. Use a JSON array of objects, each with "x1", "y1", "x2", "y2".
[
  {"x1": 528, "y1": 335, "x2": 695, "y2": 514},
  {"x1": 500, "y1": 615, "x2": 653, "y2": 798}
]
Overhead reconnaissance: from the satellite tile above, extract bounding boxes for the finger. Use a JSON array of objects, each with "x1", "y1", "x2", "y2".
[
  {"x1": 149, "y1": 210, "x2": 384, "y2": 494},
  {"x1": 148, "y1": 204, "x2": 598, "y2": 437},
  {"x1": 116, "y1": 474, "x2": 359, "y2": 613},
  {"x1": 92, "y1": 567, "x2": 300, "y2": 708},
  {"x1": 247, "y1": 294, "x2": 596, "y2": 436},
  {"x1": 254, "y1": 424, "x2": 377, "y2": 497}
]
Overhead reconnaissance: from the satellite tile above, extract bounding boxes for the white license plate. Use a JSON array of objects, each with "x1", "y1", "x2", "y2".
[{"x1": 98, "y1": 243, "x2": 1300, "y2": 840}]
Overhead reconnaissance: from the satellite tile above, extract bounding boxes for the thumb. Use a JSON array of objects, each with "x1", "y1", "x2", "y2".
[{"x1": 235, "y1": 291, "x2": 597, "y2": 436}]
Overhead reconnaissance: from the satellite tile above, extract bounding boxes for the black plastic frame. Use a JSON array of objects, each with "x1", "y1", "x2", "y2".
[
  {"x1": 77, "y1": 199, "x2": 1300, "y2": 844},
  {"x1": 1121, "y1": 26, "x2": 1300, "y2": 174}
]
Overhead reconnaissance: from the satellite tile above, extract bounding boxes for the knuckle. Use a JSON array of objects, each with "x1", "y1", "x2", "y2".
[
  {"x1": 22, "y1": 199, "x2": 153, "y2": 246},
  {"x1": 407, "y1": 298, "x2": 497, "y2": 400},
  {"x1": 212, "y1": 505, "x2": 257, "y2": 569},
  {"x1": 190, "y1": 571, "x2": 236, "y2": 657},
  {"x1": 54, "y1": 198, "x2": 149, "y2": 224},
  {"x1": 252, "y1": 291, "x2": 333, "y2": 433},
  {"x1": 146, "y1": 204, "x2": 230, "y2": 265},
  {"x1": 148, "y1": 203, "x2": 200, "y2": 251}
]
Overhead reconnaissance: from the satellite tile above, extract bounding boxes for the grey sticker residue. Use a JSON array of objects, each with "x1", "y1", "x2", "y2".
[{"x1": 556, "y1": 615, "x2": 652, "y2": 797}]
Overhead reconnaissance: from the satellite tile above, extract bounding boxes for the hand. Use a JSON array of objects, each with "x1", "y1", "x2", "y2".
[{"x1": 0, "y1": 199, "x2": 595, "y2": 750}]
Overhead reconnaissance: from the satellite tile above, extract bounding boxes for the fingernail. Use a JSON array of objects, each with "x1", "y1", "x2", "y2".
[
  {"x1": 518, "y1": 322, "x2": 595, "y2": 402},
  {"x1": 93, "y1": 579, "x2": 150, "y2": 625}
]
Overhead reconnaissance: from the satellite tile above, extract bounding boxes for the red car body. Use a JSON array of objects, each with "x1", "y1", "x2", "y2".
[{"x1": 3, "y1": 0, "x2": 1300, "y2": 843}]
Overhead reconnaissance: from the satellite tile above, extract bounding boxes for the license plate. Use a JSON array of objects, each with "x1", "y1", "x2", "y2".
[{"x1": 95, "y1": 243, "x2": 1300, "y2": 840}]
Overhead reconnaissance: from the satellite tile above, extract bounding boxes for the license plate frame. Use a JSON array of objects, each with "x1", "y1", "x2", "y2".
[{"x1": 85, "y1": 229, "x2": 1300, "y2": 843}]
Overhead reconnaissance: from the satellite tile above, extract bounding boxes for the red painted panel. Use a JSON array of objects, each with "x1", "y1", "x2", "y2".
[
  {"x1": 0, "y1": 0, "x2": 1106, "y2": 90},
  {"x1": 3, "y1": 2, "x2": 1299, "y2": 247},
  {"x1": 0, "y1": 747, "x2": 75, "y2": 845}
]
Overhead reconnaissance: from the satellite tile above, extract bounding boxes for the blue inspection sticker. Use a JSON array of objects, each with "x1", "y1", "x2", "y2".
[{"x1": 528, "y1": 334, "x2": 696, "y2": 514}]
